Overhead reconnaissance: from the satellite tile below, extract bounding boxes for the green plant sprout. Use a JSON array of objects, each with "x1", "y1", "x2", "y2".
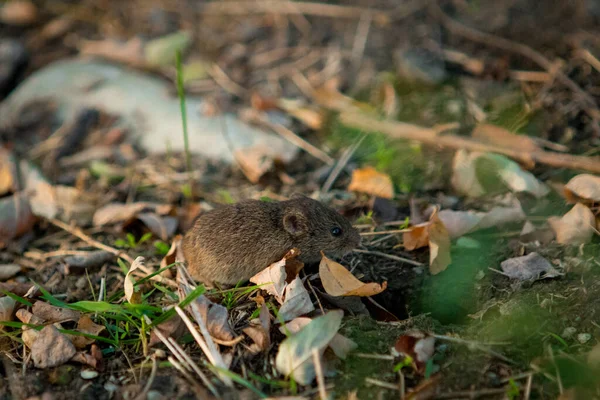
[{"x1": 115, "y1": 232, "x2": 153, "y2": 249}]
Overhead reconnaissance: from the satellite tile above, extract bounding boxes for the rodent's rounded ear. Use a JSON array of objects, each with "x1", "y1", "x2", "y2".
[{"x1": 283, "y1": 210, "x2": 309, "y2": 236}]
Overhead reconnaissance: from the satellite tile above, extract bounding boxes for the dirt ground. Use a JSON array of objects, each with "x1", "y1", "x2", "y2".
[{"x1": 2, "y1": 0, "x2": 600, "y2": 399}]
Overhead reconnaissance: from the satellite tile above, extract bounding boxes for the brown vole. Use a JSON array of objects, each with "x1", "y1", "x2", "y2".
[{"x1": 182, "y1": 196, "x2": 361, "y2": 286}]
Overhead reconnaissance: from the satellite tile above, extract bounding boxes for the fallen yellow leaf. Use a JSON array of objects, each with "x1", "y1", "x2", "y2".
[
  {"x1": 319, "y1": 253, "x2": 387, "y2": 297},
  {"x1": 428, "y1": 210, "x2": 451, "y2": 275},
  {"x1": 348, "y1": 166, "x2": 394, "y2": 199}
]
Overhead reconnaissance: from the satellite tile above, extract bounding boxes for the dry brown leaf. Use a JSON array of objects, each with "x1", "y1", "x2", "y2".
[
  {"x1": 392, "y1": 331, "x2": 436, "y2": 373},
  {"x1": 472, "y1": 123, "x2": 541, "y2": 157},
  {"x1": 190, "y1": 296, "x2": 235, "y2": 341},
  {"x1": 348, "y1": 166, "x2": 394, "y2": 199},
  {"x1": 124, "y1": 257, "x2": 144, "y2": 304},
  {"x1": 234, "y1": 144, "x2": 274, "y2": 184},
  {"x1": 437, "y1": 210, "x2": 482, "y2": 239},
  {"x1": 149, "y1": 313, "x2": 185, "y2": 347},
  {"x1": 243, "y1": 302, "x2": 271, "y2": 353},
  {"x1": 0, "y1": 192, "x2": 36, "y2": 242},
  {"x1": 79, "y1": 37, "x2": 145, "y2": 67},
  {"x1": 403, "y1": 223, "x2": 429, "y2": 251},
  {"x1": 500, "y1": 252, "x2": 561, "y2": 281},
  {"x1": 548, "y1": 203, "x2": 596, "y2": 245},
  {"x1": 319, "y1": 253, "x2": 387, "y2": 297},
  {"x1": 0, "y1": 148, "x2": 19, "y2": 196},
  {"x1": 277, "y1": 99, "x2": 324, "y2": 130},
  {"x1": 428, "y1": 211, "x2": 451, "y2": 275},
  {"x1": 250, "y1": 248, "x2": 303, "y2": 303},
  {"x1": 278, "y1": 276, "x2": 315, "y2": 321},
  {"x1": 32, "y1": 301, "x2": 81, "y2": 324},
  {"x1": 159, "y1": 236, "x2": 184, "y2": 279},
  {"x1": 0, "y1": 0, "x2": 38, "y2": 26},
  {"x1": 93, "y1": 202, "x2": 173, "y2": 226},
  {"x1": 31, "y1": 325, "x2": 77, "y2": 368},
  {"x1": 123, "y1": 212, "x2": 178, "y2": 241},
  {"x1": 53, "y1": 185, "x2": 99, "y2": 225},
  {"x1": 0, "y1": 296, "x2": 16, "y2": 328},
  {"x1": 71, "y1": 351, "x2": 99, "y2": 369},
  {"x1": 564, "y1": 174, "x2": 600, "y2": 204},
  {"x1": 68, "y1": 315, "x2": 107, "y2": 349}
]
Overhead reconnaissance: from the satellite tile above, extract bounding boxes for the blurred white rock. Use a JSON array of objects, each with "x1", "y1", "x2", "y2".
[{"x1": 1, "y1": 58, "x2": 297, "y2": 163}]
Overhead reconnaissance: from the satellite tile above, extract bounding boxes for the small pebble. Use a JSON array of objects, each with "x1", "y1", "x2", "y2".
[
  {"x1": 577, "y1": 333, "x2": 591, "y2": 344},
  {"x1": 80, "y1": 370, "x2": 98, "y2": 380},
  {"x1": 562, "y1": 327, "x2": 577, "y2": 339}
]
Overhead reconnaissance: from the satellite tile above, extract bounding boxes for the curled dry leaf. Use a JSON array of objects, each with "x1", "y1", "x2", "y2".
[
  {"x1": 124, "y1": 257, "x2": 144, "y2": 304},
  {"x1": 68, "y1": 315, "x2": 107, "y2": 349},
  {"x1": 234, "y1": 144, "x2": 274, "y2": 184},
  {"x1": 348, "y1": 166, "x2": 394, "y2": 199},
  {"x1": 428, "y1": 210, "x2": 451, "y2": 275},
  {"x1": 548, "y1": 203, "x2": 596, "y2": 245},
  {"x1": 564, "y1": 174, "x2": 600, "y2": 204},
  {"x1": 250, "y1": 248, "x2": 303, "y2": 303},
  {"x1": 17, "y1": 308, "x2": 44, "y2": 348},
  {"x1": 319, "y1": 253, "x2": 387, "y2": 297},
  {"x1": 403, "y1": 222, "x2": 429, "y2": 251},
  {"x1": 160, "y1": 235, "x2": 184, "y2": 279},
  {"x1": 392, "y1": 331, "x2": 436, "y2": 373},
  {"x1": 93, "y1": 202, "x2": 173, "y2": 226},
  {"x1": 278, "y1": 276, "x2": 315, "y2": 322},
  {"x1": 149, "y1": 311, "x2": 185, "y2": 347},
  {"x1": 190, "y1": 296, "x2": 235, "y2": 342},
  {"x1": 31, "y1": 325, "x2": 77, "y2": 369},
  {"x1": 32, "y1": 301, "x2": 81, "y2": 323},
  {"x1": 500, "y1": 252, "x2": 561, "y2": 281},
  {"x1": 0, "y1": 148, "x2": 19, "y2": 196},
  {"x1": 0, "y1": 192, "x2": 36, "y2": 242},
  {"x1": 243, "y1": 302, "x2": 271, "y2": 353},
  {"x1": 123, "y1": 212, "x2": 178, "y2": 241},
  {"x1": 0, "y1": 296, "x2": 16, "y2": 329},
  {"x1": 275, "y1": 310, "x2": 343, "y2": 385}
]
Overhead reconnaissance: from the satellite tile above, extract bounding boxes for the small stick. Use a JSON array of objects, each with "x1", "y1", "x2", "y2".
[
  {"x1": 524, "y1": 373, "x2": 533, "y2": 400},
  {"x1": 353, "y1": 249, "x2": 423, "y2": 267},
  {"x1": 360, "y1": 229, "x2": 411, "y2": 236},
  {"x1": 48, "y1": 218, "x2": 134, "y2": 264},
  {"x1": 253, "y1": 112, "x2": 334, "y2": 165},
  {"x1": 133, "y1": 356, "x2": 157, "y2": 400},
  {"x1": 322, "y1": 135, "x2": 365, "y2": 193},
  {"x1": 435, "y1": 388, "x2": 507, "y2": 399},
  {"x1": 429, "y1": 3, "x2": 597, "y2": 109},
  {"x1": 199, "y1": 1, "x2": 390, "y2": 24},
  {"x1": 208, "y1": 64, "x2": 246, "y2": 97},
  {"x1": 365, "y1": 378, "x2": 399, "y2": 390},
  {"x1": 312, "y1": 349, "x2": 327, "y2": 400},
  {"x1": 339, "y1": 111, "x2": 600, "y2": 173},
  {"x1": 355, "y1": 353, "x2": 394, "y2": 361},
  {"x1": 351, "y1": 11, "x2": 372, "y2": 71}
]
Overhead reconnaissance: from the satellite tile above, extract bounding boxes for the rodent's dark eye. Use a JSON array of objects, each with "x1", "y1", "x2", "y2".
[{"x1": 330, "y1": 227, "x2": 343, "y2": 237}]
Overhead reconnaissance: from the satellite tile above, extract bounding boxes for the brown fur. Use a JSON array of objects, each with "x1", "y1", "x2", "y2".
[{"x1": 182, "y1": 196, "x2": 361, "y2": 286}]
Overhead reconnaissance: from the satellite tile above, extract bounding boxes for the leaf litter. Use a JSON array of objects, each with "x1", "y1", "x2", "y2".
[{"x1": 4, "y1": 1, "x2": 600, "y2": 398}]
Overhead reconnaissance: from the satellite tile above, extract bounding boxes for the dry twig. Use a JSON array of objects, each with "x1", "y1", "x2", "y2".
[
  {"x1": 429, "y1": 3, "x2": 597, "y2": 110},
  {"x1": 339, "y1": 111, "x2": 600, "y2": 173}
]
